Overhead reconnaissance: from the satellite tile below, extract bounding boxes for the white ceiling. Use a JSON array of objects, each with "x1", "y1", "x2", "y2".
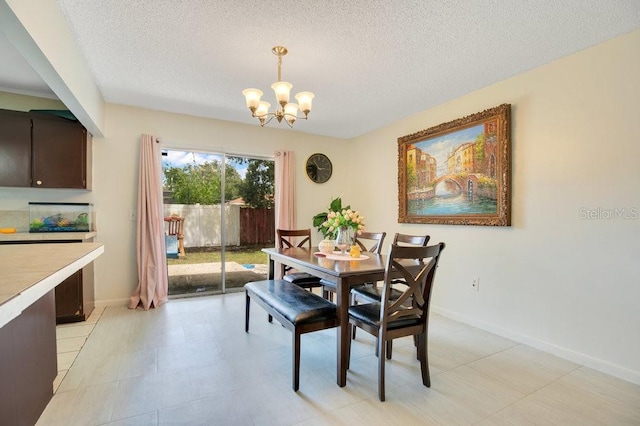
[{"x1": 2, "y1": 1, "x2": 640, "y2": 138}]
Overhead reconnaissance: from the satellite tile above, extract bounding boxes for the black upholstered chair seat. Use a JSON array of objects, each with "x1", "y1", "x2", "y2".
[
  {"x1": 319, "y1": 278, "x2": 336, "y2": 289},
  {"x1": 348, "y1": 302, "x2": 421, "y2": 330},
  {"x1": 350, "y1": 284, "x2": 404, "y2": 303},
  {"x1": 283, "y1": 272, "x2": 323, "y2": 287}
]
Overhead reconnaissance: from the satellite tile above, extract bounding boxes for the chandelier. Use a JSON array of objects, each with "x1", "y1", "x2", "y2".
[{"x1": 242, "y1": 46, "x2": 314, "y2": 127}]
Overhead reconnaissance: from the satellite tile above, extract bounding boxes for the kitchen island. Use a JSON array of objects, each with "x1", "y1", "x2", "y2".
[
  {"x1": 0, "y1": 232, "x2": 98, "y2": 323},
  {"x1": 0, "y1": 242, "x2": 104, "y2": 426}
]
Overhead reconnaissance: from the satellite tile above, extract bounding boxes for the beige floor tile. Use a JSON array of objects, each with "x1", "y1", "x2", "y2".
[
  {"x1": 53, "y1": 370, "x2": 67, "y2": 393},
  {"x1": 84, "y1": 311, "x2": 102, "y2": 324},
  {"x1": 103, "y1": 411, "x2": 158, "y2": 426},
  {"x1": 56, "y1": 323, "x2": 95, "y2": 339},
  {"x1": 429, "y1": 313, "x2": 474, "y2": 336},
  {"x1": 57, "y1": 350, "x2": 79, "y2": 371},
  {"x1": 567, "y1": 366, "x2": 640, "y2": 408},
  {"x1": 57, "y1": 336, "x2": 87, "y2": 353},
  {"x1": 483, "y1": 376, "x2": 640, "y2": 426},
  {"x1": 300, "y1": 396, "x2": 432, "y2": 426},
  {"x1": 437, "y1": 326, "x2": 518, "y2": 357},
  {"x1": 158, "y1": 392, "x2": 253, "y2": 425},
  {"x1": 467, "y1": 344, "x2": 579, "y2": 394},
  {"x1": 428, "y1": 336, "x2": 483, "y2": 372},
  {"x1": 36, "y1": 292, "x2": 640, "y2": 426}
]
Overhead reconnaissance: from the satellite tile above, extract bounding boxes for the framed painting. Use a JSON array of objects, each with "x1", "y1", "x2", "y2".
[{"x1": 398, "y1": 104, "x2": 511, "y2": 226}]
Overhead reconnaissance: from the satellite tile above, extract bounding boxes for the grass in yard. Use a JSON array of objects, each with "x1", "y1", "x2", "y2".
[{"x1": 167, "y1": 248, "x2": 268, "y2": 265}]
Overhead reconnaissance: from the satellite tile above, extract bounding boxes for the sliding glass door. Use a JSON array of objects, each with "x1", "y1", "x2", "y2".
[{"x1": 162, "y1": 149, "x2": 274, "y2": 297}]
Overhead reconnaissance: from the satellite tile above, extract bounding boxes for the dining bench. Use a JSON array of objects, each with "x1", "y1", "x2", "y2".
[{"x1": 244, "y1": 279, "x2": 338, "y2": 391}]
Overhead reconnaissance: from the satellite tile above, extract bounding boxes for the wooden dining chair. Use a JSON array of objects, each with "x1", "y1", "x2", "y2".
[
  {"x1": 350, "y1": 233, "x2": 429, "y2": 343},
  {"x1": 277, "y1": 229, "x2": 324, "y2": 291},
  {"x1": 351, "y1": 233, "x2": 430, "y2": 304},
  {"x1": 320, "y1": 231, "x2": 387, "y2": 301},
  {"x1": 164, "y1": 215, "x2": 185, "y2": 257},
  {"x1": 346, "y1": 242, "x2": 445, "y2": 401}
]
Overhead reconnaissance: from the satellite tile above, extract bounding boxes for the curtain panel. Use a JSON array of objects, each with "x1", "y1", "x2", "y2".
[{"x1": 129, "y1": 134, "x2": 169, "y2": 310}]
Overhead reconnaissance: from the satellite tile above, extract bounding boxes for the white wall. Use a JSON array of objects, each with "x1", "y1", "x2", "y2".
[{"x1": 350, "y1": 29, "x2": 640, "y2": 384}]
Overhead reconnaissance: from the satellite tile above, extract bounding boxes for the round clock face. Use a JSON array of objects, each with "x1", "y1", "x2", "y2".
[{"x1": 305, "y1": 153, "x2": 332, "y2": 183}]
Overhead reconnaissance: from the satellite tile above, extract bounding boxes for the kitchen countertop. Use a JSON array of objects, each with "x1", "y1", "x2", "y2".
[
  {"x1": 0, "y1": 242, "x2": 104, "y2": 328},
  {"x1": 0, "y1": 231, "x2": 97, "y2": 242}
]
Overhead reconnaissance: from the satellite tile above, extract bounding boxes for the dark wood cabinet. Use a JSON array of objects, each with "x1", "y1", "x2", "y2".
[
  {"x1": 54, "y1": 260, "x2": 95, "y2": 324},
  {"x1": 54, "y1": 270, "x2": 83, "y2": 322},
  {"x1": 31, "y1": 113, "x2": 91, "y2": 189},
  {"x1": 0, "y1": 109, "x2": 92, "y2": 189},
  {"x1": 0, "y1": 109, "x2": 31, "y2": 187},
  {"x1": 0, "y1": 290, "x2": 57, "y2": 426}
]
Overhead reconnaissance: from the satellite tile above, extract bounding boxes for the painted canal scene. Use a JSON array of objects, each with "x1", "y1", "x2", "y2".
[{"x1": 405, "y1": 119, "x2": 499, "y2": 216}]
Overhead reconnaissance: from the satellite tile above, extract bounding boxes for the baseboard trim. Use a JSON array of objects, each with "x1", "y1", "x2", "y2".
[{"x1": 94, "y1": 298, "x2": 130, "y2": 309}]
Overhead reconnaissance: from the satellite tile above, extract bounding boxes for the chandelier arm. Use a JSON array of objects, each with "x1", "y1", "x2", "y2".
[
  {"x1": 282, "y1": 112, "x2": 308, "y2": 120},
  {"x1": 259, "y1": 114, "x2": 276, "y2": 127}
]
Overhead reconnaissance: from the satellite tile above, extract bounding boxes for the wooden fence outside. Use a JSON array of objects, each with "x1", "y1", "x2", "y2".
[
  {"x1": 239, "y1": 207, "x2": 275, "y2": 245},
  {"x1": 164, "y1": 204, "x2": 274, "y2": 248}
]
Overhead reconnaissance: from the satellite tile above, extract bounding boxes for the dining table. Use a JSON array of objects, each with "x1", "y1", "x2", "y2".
[{"x1": 262, "y1": 247, "x2": 388, "y2": 387}]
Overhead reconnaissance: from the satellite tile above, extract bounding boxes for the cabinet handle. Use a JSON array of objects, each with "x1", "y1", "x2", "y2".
[{"x1": 36, "y1": 180, "x2": 42, "y2": 185}]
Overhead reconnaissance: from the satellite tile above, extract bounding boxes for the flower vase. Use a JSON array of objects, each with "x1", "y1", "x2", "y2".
[{"x1": 335, "y1": 226, "x2": 352, "y2": 255}]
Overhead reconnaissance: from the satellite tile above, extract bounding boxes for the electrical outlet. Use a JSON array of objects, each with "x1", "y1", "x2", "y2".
[
  {"x1": 471, "y1": 277, "x2": 479, "y2": 291},
  {"x1": 129, "y1": 209, "x2": 136, "y2": 221}
]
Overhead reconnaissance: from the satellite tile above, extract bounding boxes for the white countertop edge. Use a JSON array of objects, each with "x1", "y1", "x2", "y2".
[
  {"x1": 0, "y1": 244, "x2": 104, "y2": 329},
  {"x1": 0, "y1": 296, "x2": 22, "y2": 330}
]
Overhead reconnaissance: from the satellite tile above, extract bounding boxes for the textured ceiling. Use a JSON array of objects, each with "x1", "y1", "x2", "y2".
[{"x1": 3, "y1": 1, "x2": 640, "y2": 138}]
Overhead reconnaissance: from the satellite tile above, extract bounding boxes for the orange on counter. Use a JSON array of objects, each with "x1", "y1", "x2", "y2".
[{"x1": 0, "y1": 228, "x2": 17, "y2": 234}]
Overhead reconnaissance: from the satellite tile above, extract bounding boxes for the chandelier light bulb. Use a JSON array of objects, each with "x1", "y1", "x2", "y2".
[
  {"x1": 295, "y1": 91, "x2": 314, "y2": 115},
  {"x1": 255, "y1": 101, "x2": 270, "y2": 118},
  {"x1": 284, "y1": 103, "x2": 299, "y2": 125},
  {"x1": 242, "y1": 88, "x2": 263, "y2": 111}
]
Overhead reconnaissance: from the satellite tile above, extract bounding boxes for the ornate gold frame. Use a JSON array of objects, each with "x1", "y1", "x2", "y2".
[{"x1": 398, "y1": 104, "x2": 511, "y2": 226}]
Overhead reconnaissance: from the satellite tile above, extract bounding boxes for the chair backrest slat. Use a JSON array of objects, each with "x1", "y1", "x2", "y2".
[
  {"x1": 393, "y1": 233, "x2": 430, "y2": 247},
  {"x1": 355, "y1": 231, "x2": 386, "y2": 254},
  {"x1": 381, "y1": 243, "x2": 445, "y2": 325},
  {"x1": 277, "y1": 229, "x2": 312, "y2": 249},
  {"x1": 164, "y1": 216, "x2": 184, "y2": 236}
]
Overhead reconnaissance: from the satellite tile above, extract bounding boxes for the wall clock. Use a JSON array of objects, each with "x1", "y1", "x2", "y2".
[{"x1": 305, "y1": 153, "x2": 332, "y2": 183}]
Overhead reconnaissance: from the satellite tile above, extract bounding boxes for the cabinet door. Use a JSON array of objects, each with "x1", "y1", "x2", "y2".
[
  {"x1": 0, "y1": 109, "x2": 31, "y2": 187},
  {"x1": 0, "y1": 291, "x2": 56, "y2": 426},
  {"x1": 55, "y1": 270, "x2": 83, "y2": 323},
  {"x1": 31, "y1": 115, "x2": 87, "y2": 189}
]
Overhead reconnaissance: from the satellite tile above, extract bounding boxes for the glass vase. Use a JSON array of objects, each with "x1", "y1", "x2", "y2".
[{"x1": 335, "y1": 226, "x2": 352, "y2": 255}]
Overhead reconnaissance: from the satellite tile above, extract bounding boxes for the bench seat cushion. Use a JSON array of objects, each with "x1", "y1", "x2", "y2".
[{"x1": 245, "y1": 280, "x2": 336, "y2": 325}]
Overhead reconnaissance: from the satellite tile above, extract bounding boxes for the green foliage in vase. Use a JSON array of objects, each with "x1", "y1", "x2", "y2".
[{"x1": 313, "y1": 196, "x2": 365, "y2": 239}]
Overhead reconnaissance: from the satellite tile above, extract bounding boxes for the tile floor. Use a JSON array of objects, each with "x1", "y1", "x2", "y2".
[
  {"x1": 39, "y1": 292, "x2": 640, "y2": 425},
  {"x1": 54, "y1": 306, "x2": 106, "y2": 392}
]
